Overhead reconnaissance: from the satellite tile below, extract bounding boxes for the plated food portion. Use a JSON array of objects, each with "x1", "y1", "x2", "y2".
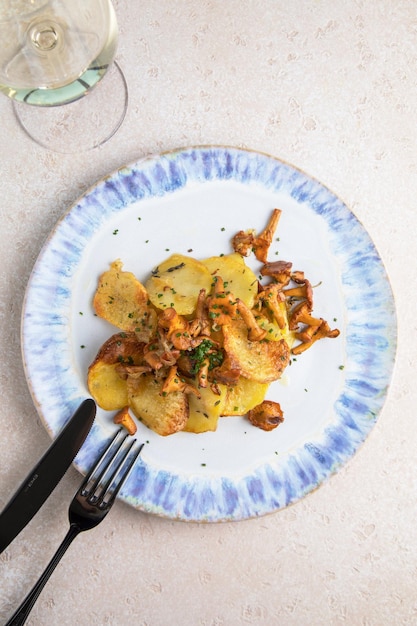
[
  {"x1": 21, "y1": 146, "x2": 396, "y2": 521},
  {"x1": 87, "y1": 209, "x2": 339, "y2": 437}
]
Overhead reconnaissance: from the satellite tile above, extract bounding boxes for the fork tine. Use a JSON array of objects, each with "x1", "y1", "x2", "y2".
[
  {"x1": 81, "y1": 428, "x2": 128, "y2": 497},
  {"x1": 81, "y1": 428, "x2": 143, "y2": 508},
  {"x1": 94, "y1": 437, "x2": 141, "y2": 507},
  {"x1": 101, "y1": 442, "x2": 144, "y2": 507}
]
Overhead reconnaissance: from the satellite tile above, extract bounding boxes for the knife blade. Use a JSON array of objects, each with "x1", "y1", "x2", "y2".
[{"x1": 0, "y1": 398, "x2": 96, "y2": 553}]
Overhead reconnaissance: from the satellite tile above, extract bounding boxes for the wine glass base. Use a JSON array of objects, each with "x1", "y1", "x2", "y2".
[{"x1": 12, "y1": 61, "x2": 128, "y2": 153}]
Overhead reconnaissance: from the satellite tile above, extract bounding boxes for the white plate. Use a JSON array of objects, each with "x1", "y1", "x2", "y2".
[{"x1": 21, "y1": 146, "x2": 397, "y2": 521}]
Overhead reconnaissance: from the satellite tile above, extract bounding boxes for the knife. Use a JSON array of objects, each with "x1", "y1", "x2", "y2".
[{"x1": 0, "y1": 398, "x2": 96, "y2": 553}]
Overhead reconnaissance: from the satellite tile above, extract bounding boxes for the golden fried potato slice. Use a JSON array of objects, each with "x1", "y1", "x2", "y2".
[
  {"x1": 93, "y1": 260, "x2": 156, "y2": 339},
  {"x1": 87, "y1": 332, "x2": 145, "y2": 411},
  {"x1": 222, "y1": 378, "x2": 269, "y2": 416},
  {"x1": 87, "y1": 362, "x2": 128, "y2": 411},
  {"x1": 222, "y1": 321, "x2": 290, "y2": 383},
  {"x1": 146, "y1": 254, "x2": 213, "y2": 315},
  {"x1": 89, "y1": 331, "x2": 145, "y2": 366},
  {"x1": 183, "y1": 383, "x2": 228, "y2": 433},
  {"x1": 201, "y1": 253, "x2": 258, "y2": 309},
  {"x1": 127, "y1": 374, "x2": 189, "y2": 436}
]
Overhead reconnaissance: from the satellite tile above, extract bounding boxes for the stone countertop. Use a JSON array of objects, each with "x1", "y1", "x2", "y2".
[{"x1": 0, "y1": 1, "x2": 415, "y2": 624}]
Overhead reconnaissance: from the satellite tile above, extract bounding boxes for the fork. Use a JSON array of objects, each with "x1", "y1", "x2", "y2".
[{"x1": 5, "y1": 428, "x2": 144, "y2": 626}]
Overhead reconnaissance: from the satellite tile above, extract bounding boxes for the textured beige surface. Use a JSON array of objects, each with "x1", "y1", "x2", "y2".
[{"x1": 0, "y1": 1, "x2": 415, "y2": 624}]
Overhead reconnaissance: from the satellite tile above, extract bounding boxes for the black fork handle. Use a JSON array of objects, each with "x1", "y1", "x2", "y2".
[{"x1": 5, "y1": 523, "x2": 81, "y2": 626}]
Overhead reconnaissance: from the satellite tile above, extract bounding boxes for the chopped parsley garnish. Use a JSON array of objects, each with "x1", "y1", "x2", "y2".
[{"x1": 186, "y1": 339, "x2": 224, "y2": 375}]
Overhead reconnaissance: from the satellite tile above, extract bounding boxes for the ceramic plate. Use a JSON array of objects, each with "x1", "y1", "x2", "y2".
[{"x1": 21, "y1": 146, "x2": 397, "y2": 522}]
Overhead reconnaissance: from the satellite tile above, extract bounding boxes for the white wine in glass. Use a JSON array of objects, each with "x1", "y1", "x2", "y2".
[{"x1": 0, "y1": 0, "x2": 127, "y2": 151}]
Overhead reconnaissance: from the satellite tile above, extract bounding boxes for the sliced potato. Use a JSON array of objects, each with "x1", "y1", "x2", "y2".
[
  {"x1": 89, "y1": 331, "x2": 145, "y2": 366},
  {"x1": 87, "y1": 362, "x2": 128, "y2": 411},
  {"x1": 222, "y1": 321, "x2": 290, "y2": 383},
  {"x1": 127, "y1": 374, "x2": 189, "y2": 436},
  {"x1": 146, "y1": 254, "x2": 213, "y2": 315},
  {"x1": 201, "y1": 253, "x2": 258, "y2": 308},
  {"x1": 184, "y1": 383, "x2": 228, "y2": 433},
  {"x1": 87, "y1": 332, "x2": 145, "y2": 410},
  {"x1": 222, "y1": 378, "x2": 269, "y2": 416},
  {"x1": 93, "y1": 260, "x2": 156, "y2": 339}
]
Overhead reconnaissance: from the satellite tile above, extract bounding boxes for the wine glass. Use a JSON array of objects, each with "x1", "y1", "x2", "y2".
[{"x1": 0, "y1": 0, "x2": 128, "y2": 152}]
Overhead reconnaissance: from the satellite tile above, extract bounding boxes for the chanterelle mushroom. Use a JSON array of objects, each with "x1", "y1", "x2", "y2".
[
  {"x1": 158, "y1": 308, "x2": 205, "y2": 351},
  {"x1": 161, "y1": 366, "x2": 201, "y2": 398},
  {"x1": 206, "y1": 276, "x2": 239, "y2": 325},
  {"x1": 231, "y1": 228, "x2": 256, "y2": 257},
  {"x1": 288, "y1": 301, "x2": 322, "y2": 331},
  {"x1": 188, "y1": 288, "x2": 211, "y2": 338},
  {"x1": 252, "y1": 208, "x2": 282, "y2": 263},
  {"x1": 210, "y1": 357, "x2": 241, "y2": 385},
  {"x1": 256, "y1": 284, "x2": 287, "y2": 329},
  {"x1": 232, "y1": 208, "x2": 282, "y2": 263},
  {"x1": 284, "y1": 278, "x2": 314, "y2": 309},
  {"x1": 113, "y1": 406, "x2": 137, "y2": 435},
  {"x1": 247, "y1": 400, "x2": 284, "y2": 431},
  {"x1": 115, "y1": 363, "x2": 152, "y2": 380},
  {"x1": 292, "y1": 320, "x2": 340, "y2": 355},
  {"x1": 236, "y1": 298, "x2": 267, "y2": 341},
  {"x1": 260, "y1": 259, "x2": 293, "y2": 287}
]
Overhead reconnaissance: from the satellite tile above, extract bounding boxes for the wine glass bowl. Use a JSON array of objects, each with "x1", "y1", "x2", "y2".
[{"x1": 0, "y1": 0, "x2": 127, "y2": 151}]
